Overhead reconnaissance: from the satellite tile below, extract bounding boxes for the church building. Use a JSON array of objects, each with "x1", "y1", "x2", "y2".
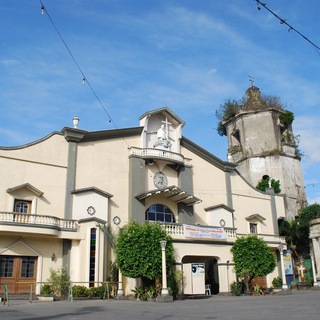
[{"x1": 0, "y1": 97, "x2": 291, "y2": 296}]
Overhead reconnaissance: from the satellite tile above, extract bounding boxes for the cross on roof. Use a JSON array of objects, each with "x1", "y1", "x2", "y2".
[{"x1": 249, "y1": 75, "x2": 255, "y2": 86}]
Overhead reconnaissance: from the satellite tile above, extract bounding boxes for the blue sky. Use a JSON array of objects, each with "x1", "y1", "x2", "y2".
[{"x1": 1, "y1": 0, "x2": 320, "y2": 204}]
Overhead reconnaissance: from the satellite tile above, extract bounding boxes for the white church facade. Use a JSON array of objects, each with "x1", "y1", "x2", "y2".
[{"x1": 0, "y1": 106, "x2": 288, "y2": 296}]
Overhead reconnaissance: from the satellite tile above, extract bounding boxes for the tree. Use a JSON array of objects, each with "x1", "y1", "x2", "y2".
[
  {"x1": 215, "y1": 99, "x2": 242, "y2": 136},
  {"x1": 231, "y1": 235, "x2": 276, "y2": 290},
  {"x1": 256, "y1": 176, "x2": 281, "y2": 194},
  {"x1": 115, "y1": 221, "x2": 174, "y2": 281},
  {"x1": 278, "y1": 218, "x2": 299, "y2": 257},
  {"x1": 280, "y1": 204, "x2": 320, "y2": 258},
  {"x1": 44, "y1": 266, "x2": 70, "y2": 300}
]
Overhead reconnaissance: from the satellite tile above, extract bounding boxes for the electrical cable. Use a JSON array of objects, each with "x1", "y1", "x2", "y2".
[
  {"x1": 255, "y1": 0, "x2": 320, "y2": 56},
  {"x1": 39, "y1": 1, "x2": 116, "y2": 128},
  {"x1": 38, "y1": 0, "x2": 140, "y2": 157}
]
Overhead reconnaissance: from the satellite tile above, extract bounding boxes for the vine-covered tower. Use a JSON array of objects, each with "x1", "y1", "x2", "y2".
[{"x1": 223, "y1": 85, "x2": 306, "y2": 220}]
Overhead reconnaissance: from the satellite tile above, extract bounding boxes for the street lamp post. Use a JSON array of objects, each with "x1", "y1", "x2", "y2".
[
  {"x1": 160, "y1": 240, "x2": 169, "y2": 296},
  {"x1": 156, "y1": 240, "x2": 173, "y2": 302},
  {"x1": 117, "y1": 269, "x2": 124, "y2": 297}
]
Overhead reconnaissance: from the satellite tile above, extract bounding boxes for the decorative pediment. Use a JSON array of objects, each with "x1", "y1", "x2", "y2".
[
  {"x1": 71, "y1": 187, "x2": 113, "y2": 198},
  {"x1": 0, "y1": 239, "x2": 41, "y2": 256},
  {"x1": 7, "y1": 183, "x2": 43, "y2": 197},
  {"x1": 245, "y1": 213, "x2": 266, "y2": 222}
]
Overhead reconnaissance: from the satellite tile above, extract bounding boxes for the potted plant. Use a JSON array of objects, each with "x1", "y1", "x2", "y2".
[
  {"x1": 272, "y1": 277, "x2": 283, "y2": 292},
  {"x1": 38, "y1": 284, "x2": 54, "y2": 301},
  {"x1": 252, "y1": 284, "x2": 261, "y2": 296},
  {"x1": 131, "y1": 286, "x2": 146, "y2": 301}
]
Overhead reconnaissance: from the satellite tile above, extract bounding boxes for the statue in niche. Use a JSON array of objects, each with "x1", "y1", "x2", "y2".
[
  {"x1": 157, "y1": 124, "x2": 167, "y2": 141},
  {"x1": 154, "y1": 121, "x2": 171, "y2": 150}
]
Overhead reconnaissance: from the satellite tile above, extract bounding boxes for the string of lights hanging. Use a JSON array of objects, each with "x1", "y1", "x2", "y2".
[{"x1": 255, "y1": 0, "x2": 320, "y2": 56}]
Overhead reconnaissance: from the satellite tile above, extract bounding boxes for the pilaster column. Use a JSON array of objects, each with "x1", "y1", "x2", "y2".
[
  {"x1": 310, "y1": 245, "x2": 318, "y2": 287},
  {"x1": 278, "y1": 244, "x2": 288, "y2": 289}
]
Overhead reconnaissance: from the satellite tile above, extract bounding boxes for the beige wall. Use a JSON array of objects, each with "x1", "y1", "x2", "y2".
[
  {"x1": 75, "y1": 136, "x2": 139, "y2": 228},
  {"x1": 0, "y1": 133, "x2": 68, "y2": 218}
]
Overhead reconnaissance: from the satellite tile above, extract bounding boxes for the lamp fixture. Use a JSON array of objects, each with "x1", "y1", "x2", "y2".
[
  {"x1": 160, "y1": 240, "x2": 167, "y2": 249},
  {"x1": 51, "y1": 253, "x2": 56, "y2": 261}
]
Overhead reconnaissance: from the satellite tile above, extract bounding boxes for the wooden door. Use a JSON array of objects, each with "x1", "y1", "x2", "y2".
[{"x1": 0, "y1": 256, "x2": 37, "y2": 294}]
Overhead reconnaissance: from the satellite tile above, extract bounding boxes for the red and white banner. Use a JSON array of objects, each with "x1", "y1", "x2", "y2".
[{"x1": 183, "y1": 224, "x2": 227, "y2": 240}]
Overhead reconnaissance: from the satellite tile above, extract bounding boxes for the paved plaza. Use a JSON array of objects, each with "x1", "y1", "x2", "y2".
[{"x1": 1, "y1": 290, "x2": 320, "y2": 320}]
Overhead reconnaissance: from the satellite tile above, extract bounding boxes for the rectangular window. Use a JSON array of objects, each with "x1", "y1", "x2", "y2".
[
  {"x1": 21, "y1": 257, "x2": 35, "y2": 278},
  {"x1": 250, "y1": 223, "x2": 257, "y2": 234},
  {"x1": 89, "y1": 228, "x2": 96, "y2": 287},
  {"x1": 0, "y1": 256, "x2": 14, "y2": 277}
]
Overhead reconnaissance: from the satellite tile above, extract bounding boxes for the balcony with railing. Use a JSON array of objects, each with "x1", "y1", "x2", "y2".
[
  {"x1": 160, "y1": 223, "x2": 237, "y2": 242},
  {"x1": 0, "y1": 212, "x2": 78, "y2": 236},
  {"x1": 160, "y1": 223, "x2": 284, "y2": 246},
  {"x1": 128, "y1": 147, "x2": 191, "y2": 166}
]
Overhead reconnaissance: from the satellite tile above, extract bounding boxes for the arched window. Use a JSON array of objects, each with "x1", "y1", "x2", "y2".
[
  {"x1": 145, "y1": 204, "x2": 175, "y2": 223},
  {"x1": 14, "y1": 200, "x2": 31, "y2": 213}
]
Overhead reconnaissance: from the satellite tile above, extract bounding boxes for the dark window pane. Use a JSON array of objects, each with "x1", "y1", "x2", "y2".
[
  {"x1": 15, "y1": 201, "x2": 29, "y2": 213},
  {"x1": 0, "y1": 256, "x2": 14, "y2": 277},
  {"x1": 21, "y1": 257, "x2": 35, "y2": 278},
  {"x1": 147, "y1": 212, "x2": 155, "y2": 221}
]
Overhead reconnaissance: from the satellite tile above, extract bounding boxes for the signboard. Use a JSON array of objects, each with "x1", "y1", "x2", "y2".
[
  {"x1": 192, "y1": 263, "x2": 205, "y2": 277},
  {"x1": 183, "y1": 224, "x2": 227, "y2": 240},
  {"x1": 283, "y1": 250, "x2": 293, "y2": 275}
]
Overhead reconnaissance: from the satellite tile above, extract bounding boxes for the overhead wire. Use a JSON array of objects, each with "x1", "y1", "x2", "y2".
[
  {"x1": 37, "y1": 0, "x2": 142, "y2": 160},
  {"x1": 39, "y1": 1, "x2": 117, "y2": 129},
  {"x1": 255, "y1": 0, "x2": 320, "y2": 56}
]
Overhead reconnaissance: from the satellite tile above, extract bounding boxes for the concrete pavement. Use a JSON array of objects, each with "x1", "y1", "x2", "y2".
[{"x1": 1, "y1": 290, "x2": 320, "y2": 320}]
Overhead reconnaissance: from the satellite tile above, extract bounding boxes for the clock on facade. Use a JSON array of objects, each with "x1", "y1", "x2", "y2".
[
  {"x1": 87, "y1": 206, "x2": 96, "y2": 216},
  {"x1": 113, "y1": 216, "x2": 121, "y2": 225},
  {"x1": 153, "y1": 172, "x2": 168, "y2": 189}
]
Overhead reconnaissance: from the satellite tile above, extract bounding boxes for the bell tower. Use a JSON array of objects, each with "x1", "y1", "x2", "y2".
[{"x1": 223, "y1": 85, "x2": 306, "y2": 219}]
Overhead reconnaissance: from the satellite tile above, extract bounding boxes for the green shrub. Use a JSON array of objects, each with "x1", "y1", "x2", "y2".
[
  {"x1": 131, "y1": 286, "x2": 147, "y2": 301},
  {"x1": 230, "y1": 281, "x2": 242, "y2": 296},
  {"x1": 72, "y1": 285, "x2": 90, "y2": 297},
  {"x1": 40, "y1": 284, "x2": 52, "y2": 295},
  {"x1": 167, "y1": 273, "x2": 179, "y2": 298},
  {"x1": 304, "y1": 273, "x2": 313, "y2": 286},
  {"x1": 47, "y1": 266, "x2": 70, "y2": 300},
  {"x1": 272, "y1": 276, "x2": 283, "y2": 289},
  {"x1": 88, "y1": 283, "x2": 112, "y2": 299},
  {"x1": 279, "y1": 111, "x2": 294, "y2": 126}
]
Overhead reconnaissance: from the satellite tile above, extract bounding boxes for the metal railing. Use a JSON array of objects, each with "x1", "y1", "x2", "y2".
[
  {"x1": 0, "y1": 281, "x2": 119, "y2": 305},
  {"x1": 0, "y1": 283, "x2": 9, "y2": 305}
]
